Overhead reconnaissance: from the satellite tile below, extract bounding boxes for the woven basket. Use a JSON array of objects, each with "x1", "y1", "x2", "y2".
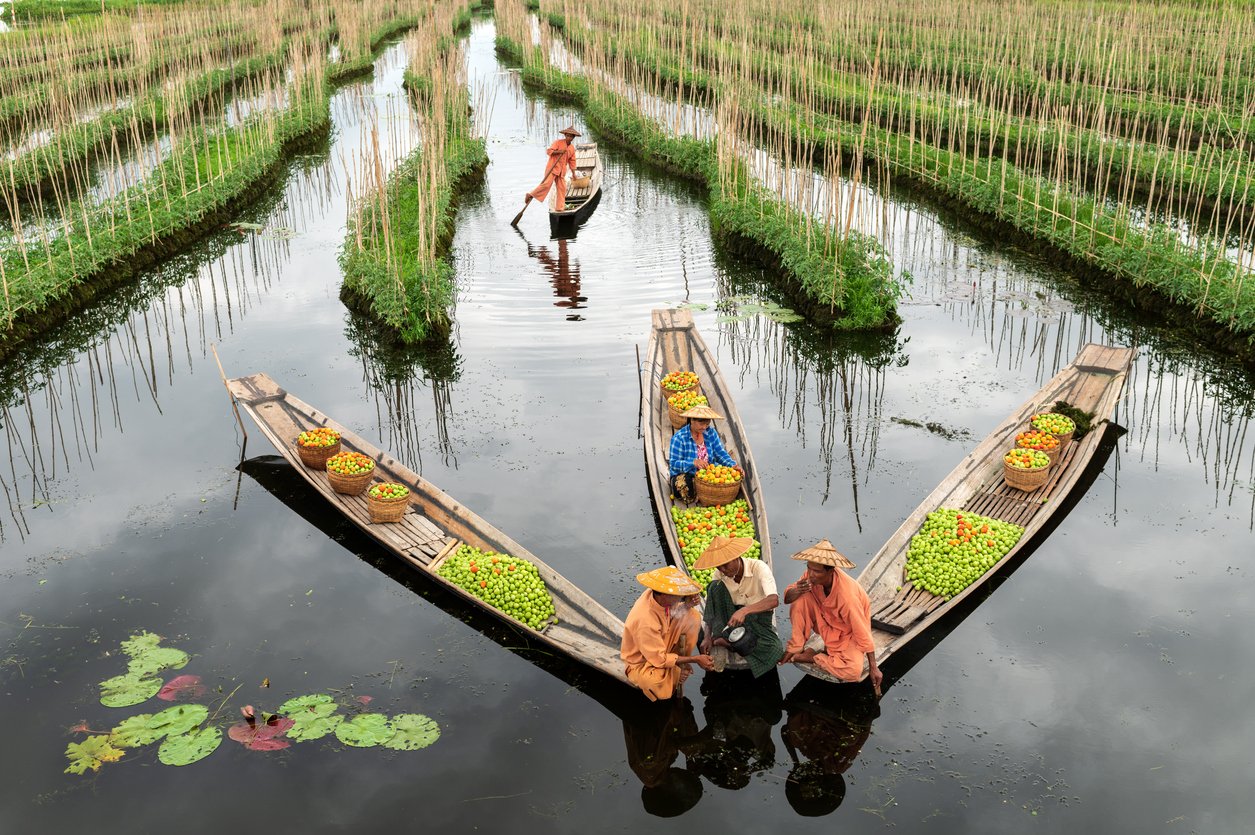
[
  {"x1": 662, "y1": 379, "x2": 702, "y2": 401},
  {"x1": 1016, "y1": 436, "x2": 1060, "y2": 468},
  {"x1": 667, "y1": 400, "x2": 688, "y2": 430},
  {"x1": 328, "y1": 467, "x2": 374, "y2": 495},
  {"x1": 1003, "y1": 460, "x2": 1050, "y2": 491},
  {"x1": 1030, "y1": 416, "x2": 1075, "y2": 450},
  {"x1": 296, "y1": 439, "x2": 340, "y2": 469},
  {"x1": 367, "y1": 491, "x2": 409, "y2": 523},
  {"x1": 696, "y1": 475, "x2": 742, "y2": 507}
]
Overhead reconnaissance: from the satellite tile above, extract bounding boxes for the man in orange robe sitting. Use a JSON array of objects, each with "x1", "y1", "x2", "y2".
[
  {"x1": 524, "y1": 125, "x2": 581, "y2": 212},
  {"x1": 780, "y1": 540, "x2": 883, "y2": 692},
  {"x1": 621, "y1": 566, "x2": 714, "y2": 700}
]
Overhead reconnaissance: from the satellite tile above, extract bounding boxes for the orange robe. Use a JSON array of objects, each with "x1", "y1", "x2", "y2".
[
  {"x1": 621, "y1": 590, "x2": 701, "y2": 701},
  {"x1": 527, "y1": 139, "x2": 577, "y2": 210},
  {"x1": 785, "y1": 570, "x2": 875, "y2": 681}
]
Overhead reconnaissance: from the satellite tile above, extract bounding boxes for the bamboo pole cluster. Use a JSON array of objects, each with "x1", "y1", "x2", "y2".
[
  {"x1": 0, "y1": 0, "x2": 458, "y2": 337},
  {"x1": 340, "y1": 0, "x2": 487, "y2": 341},
  {"x1": 541, "y1": 0, "x2": 1255, "y2": 336}
]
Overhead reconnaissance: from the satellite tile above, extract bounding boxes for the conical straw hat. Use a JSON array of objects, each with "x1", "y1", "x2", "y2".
[
  {"x1": 679, "y1": 404, "x2": 723, "y2": 420},
  {"x1": 637, "y1": 566, "x2": 702, "y2": 595},
  {"x1": 790, "y1": 539, "x2": 856, "y2": 569},
  {"x1": 693, "y1": 535, "x2": 755, "y2": 570},
  {"x1": 558, "y1": 125, "x2": 582, "y2": 137}
]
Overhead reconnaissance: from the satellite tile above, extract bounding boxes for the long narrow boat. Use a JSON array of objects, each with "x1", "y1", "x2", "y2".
[
  {"x1": 640, "y1": 308, "x2": 772, "y2": 576},
  {"x1": 549, "y1": 142, "x2": 602, "y2": 234},
  {"x1": 840, "y1": 344, "x2": 1135, "y2": 681},
  {"x1": 225, "y1": 372, "x2": 629, "y2": 686}
]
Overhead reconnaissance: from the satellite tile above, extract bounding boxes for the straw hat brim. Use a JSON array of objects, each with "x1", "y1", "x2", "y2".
[
  {"x1": 559, "y1": 125, "x2": 582, "y2": 137},
  {"x1": 679, "y1": 405, "x2": 723, "y2": 421},
  {"x1": 790, "y1": 539, "x2": 856, "y2": 569},
  {"x1": 693, "y1": 536, "x2": 754, "y2": 570},
  {"x1": 637, "y1": 566, "x2": 702, "y2": 596}
]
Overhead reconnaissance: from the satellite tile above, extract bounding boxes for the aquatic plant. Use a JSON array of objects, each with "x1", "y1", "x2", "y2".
[{"x1": 65, "y1": 631, "x2": 442, "y2": 775}]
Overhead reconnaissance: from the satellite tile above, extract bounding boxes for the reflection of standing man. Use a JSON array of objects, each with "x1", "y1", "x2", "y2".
[
  {"x1": 529, "y1": 238, "x2": 586, "y2": 311},
  {"x1": 524, "y1": 125, "x2": 580, "y2": 212}
]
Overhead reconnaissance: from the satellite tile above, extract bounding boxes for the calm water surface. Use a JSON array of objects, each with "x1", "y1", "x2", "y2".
[{"x1": 1, "y1": 19, "x2": 1252, "y2": 834}]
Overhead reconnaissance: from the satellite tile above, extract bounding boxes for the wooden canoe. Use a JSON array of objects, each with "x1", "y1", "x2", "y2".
[
  {"x1": 549, "y1": 142, "x2": 602, "y2": 233},
  {"x1": 835, "y1": 344, "x2": 1135, "y2": 681},
  {"x1": 225, "y1": 372, "x2": 629, "y2": 685},
  {"x1": 640, "y1": 309, "x2": 773, "y2": 576}
]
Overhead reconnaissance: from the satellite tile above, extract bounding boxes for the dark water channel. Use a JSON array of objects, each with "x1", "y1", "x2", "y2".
[{"x1": 1, "y1": 18, "x2": 1253, "y2": 833}]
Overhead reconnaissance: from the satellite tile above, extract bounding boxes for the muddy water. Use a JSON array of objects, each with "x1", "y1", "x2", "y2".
[{"x1": 0, "y1": 17, "x2": 1252, "y2": 833}]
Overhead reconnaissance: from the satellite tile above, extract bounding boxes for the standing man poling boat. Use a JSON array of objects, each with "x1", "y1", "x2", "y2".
[
  {"x1": 780, "y1": 541, "x2": 884, "y2": 694},
  {"x1": 525, "y1": 125, "x2": 581, "y2": 212},
  {"x1": 695, "y1": 535, "x2": 784, "y2": 676},
  {"x1": 621, "y1": 566, "x2": 714, "y2": 701}
]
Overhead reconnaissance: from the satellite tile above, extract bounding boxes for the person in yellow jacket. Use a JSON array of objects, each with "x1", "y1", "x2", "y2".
[{"x1": 524, "y1": 125, "x2": 580, "y2": 212}]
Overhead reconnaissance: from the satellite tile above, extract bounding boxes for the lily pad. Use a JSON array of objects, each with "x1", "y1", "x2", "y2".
[
  {"x1": 279, "y1": 694, "x2": 343, "y2": 742},
  {"x1": 382, "y1": 714, "x2": 440, "y2": 751},
  {"x1": 127, "y1": 647, "x2": 190, "y2": 676},
  {"x1": 110, "y1": 705, "x2": 209, "y2": 748},
  {"x1": 65, "y1": 735, "x2": 125, "y2": 774},
  {"x1": 335, "y1": 714, "x2": 393, "y2": 748},
  {"x1": 158, "y1": 726, "x2": 223, "y2": 766},
  {"x1": 158, "y1": 675, "x2": 207, "y2": 702},
  {"x1": 99, "y1": 673, "x2": 162, "y2": 708},
  {"x1": 228, "y1": 716, "x2": 295, "y2": 751},
  {"x1": 120, "y1": 632, "x2": 163, "y2": 657}
]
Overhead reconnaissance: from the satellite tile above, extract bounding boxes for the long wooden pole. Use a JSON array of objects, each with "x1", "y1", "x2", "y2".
[{"x1": 211, "y1": 343, "x2": 248, "y2": 443}]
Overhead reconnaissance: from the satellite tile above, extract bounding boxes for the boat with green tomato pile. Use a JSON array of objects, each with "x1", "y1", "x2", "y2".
[
  {"x1": 849, "y1": 344, "x2": 1135, "y2": 683},
  {"x1": 224, "y1": 372, "x2": 629, "y2": 686},
  {"x1": 640, "y1": 308, "x2": 773, "y2": 584}
]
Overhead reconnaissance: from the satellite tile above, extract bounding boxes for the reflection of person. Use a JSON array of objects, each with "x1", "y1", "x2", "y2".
[
  {"x1": 524, "y1": 125, "x2": 581, "y2": 212},
  {"x1": 527, "y1": 238, "x2": 586, "y2": 312},
  {"x1": 668, "y1": 405, "x2": 740, "y2": 503},
  {"x1": 686, "y1": 668, "x2": 783, "y2": 790},
  {"x1": 781, "y1": 676, "x2": 879, "y2": 817},
  {"x1": 694, "y1": 536, "x2": 783, "y2": 677},
  {"x1": 621, "y1": 696, "x2": 704, "y2": 816},
  {"x1": 621, "y1": 566, "x2": 714, "y2": 700},
  {"x1": 780, "y1": 540, "x2": 883, "y2": 693}
]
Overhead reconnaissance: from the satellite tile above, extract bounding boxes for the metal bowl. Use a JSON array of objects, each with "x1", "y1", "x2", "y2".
[{"x1": 722, "y1": 625, "x2": 758, "y2": 656}]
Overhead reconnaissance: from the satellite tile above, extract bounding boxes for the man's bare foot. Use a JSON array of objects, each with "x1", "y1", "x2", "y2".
[
  {"x1": 712, "y1": 637, "x2": 731, "y2": 648},
  {"x1": 793, "y1": 649, "x2": 817, "y2": 664}
]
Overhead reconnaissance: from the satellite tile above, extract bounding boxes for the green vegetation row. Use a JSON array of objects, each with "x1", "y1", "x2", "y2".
[
  {"x1": 0, "y1": 1, "x2": 472, "y2": 347},
  {"x1": 572, "y1": 0, "x2": 1255, "y2": 121},
  {"x1": 561, "y1": 14, "x2": 1255, "y2": 224},
  {"x1": 535, "y1": 0, "x2": 1254, "y2": 345},
  {"x1": 757, "y1": 100, "x2": 1255, "y2": 342},
  {"x1": 497, "y1": 35, "x2": 905, "y2": 330},
  {"x1": 340, "y1": 5, "x2": 487, "y2": 342},
  {"x1": 0, "y1": 79, "x2": 329, "y2": 331},
  {"x1": 339, "y1": 134, "x2": 487, "y2": 342}
]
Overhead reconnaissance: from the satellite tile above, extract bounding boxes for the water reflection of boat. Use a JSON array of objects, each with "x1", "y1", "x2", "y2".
[
  {"x1": 225, "y1": 372, "x2": 629, "y2": 684},
  {"x1": 640, "y1": 308, "x2": 774, "y2": 575},
  {"x1": 848, "y1": 344, "x2": 1135, "y2": 681},
  {"x1": 780, "y1": 676, "x2": 880, "y2": 817},
  {"x1": 549, "y1": 142, "x2": 602, "y2": 235}
]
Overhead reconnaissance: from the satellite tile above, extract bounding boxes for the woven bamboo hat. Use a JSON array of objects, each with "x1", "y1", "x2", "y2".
[
  {"x1": 637, "y1": 566, "x2": 702, "y2": 595},
  {"x1": 693, "y1": 535, "x2": 755, "y2": 570},
  {"x1": 790, "y1": 539, "x2": 856, "y2": 569},
  {"x1": 558, "y1": 125, "x2": 582, "y2": 137},
  {"x1": 679, "y1": 404, "x2": 723, "y2": 421}
]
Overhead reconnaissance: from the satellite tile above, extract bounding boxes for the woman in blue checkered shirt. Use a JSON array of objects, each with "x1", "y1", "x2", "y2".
[{"x1": 669, "y1": 404, "x2": 741, "y2": 502}]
